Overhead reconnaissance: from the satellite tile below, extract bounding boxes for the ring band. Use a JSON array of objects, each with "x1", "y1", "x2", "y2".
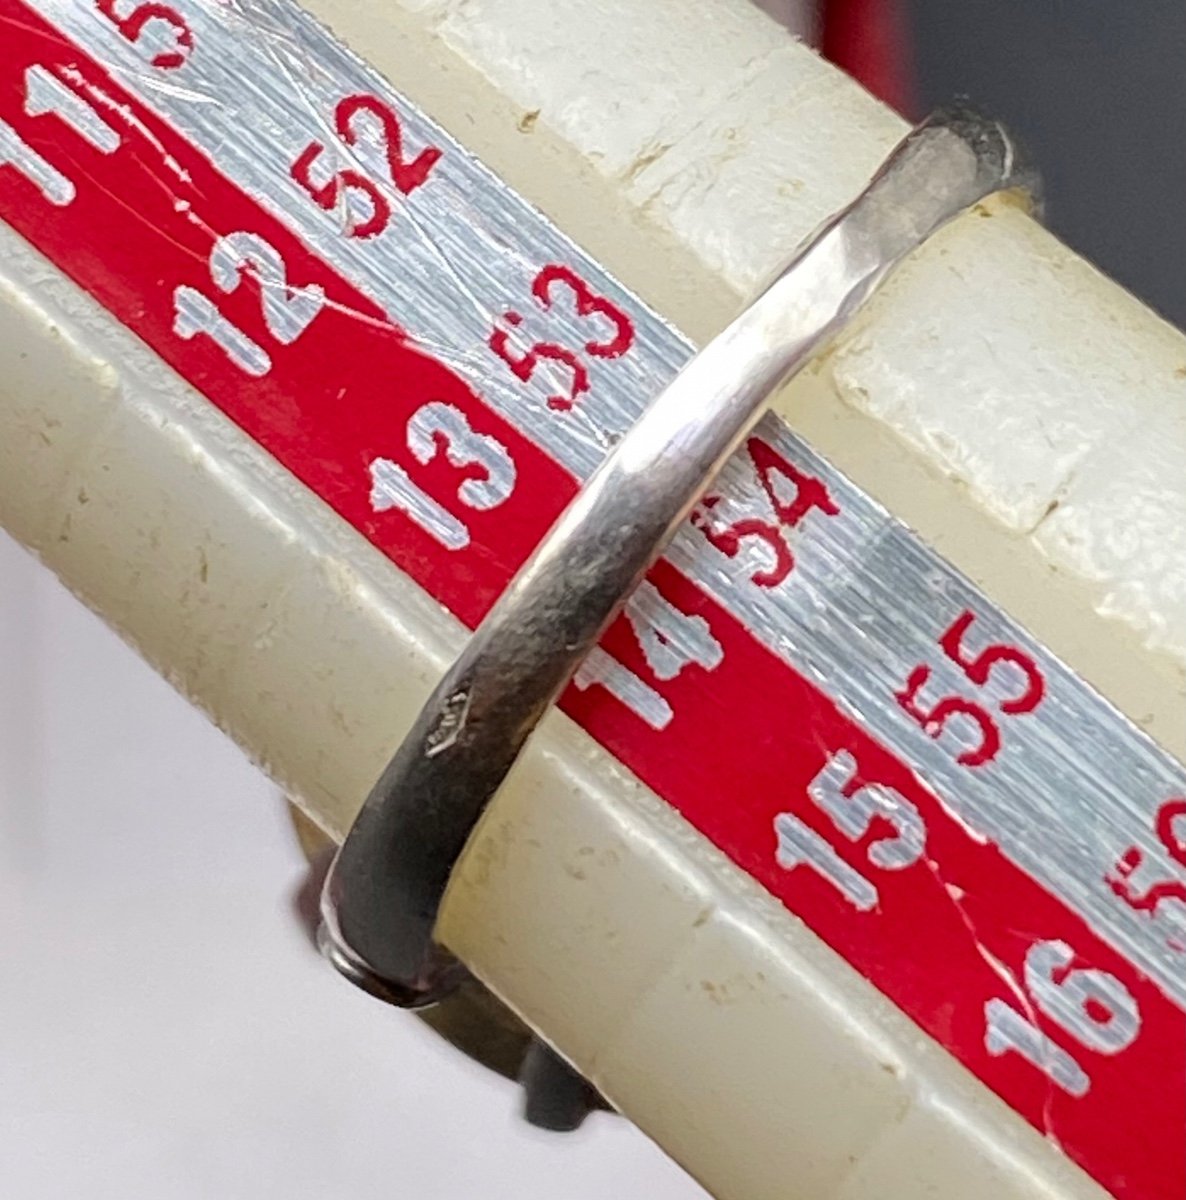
[{"x1": 319, "y1": 106, "x2": 1038, "y2": 1008}]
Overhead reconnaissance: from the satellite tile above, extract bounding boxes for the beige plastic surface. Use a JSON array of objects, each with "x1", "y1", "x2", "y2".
[{"x1": 1, "y1": 2, "x2": 1183, "y2": 1199}]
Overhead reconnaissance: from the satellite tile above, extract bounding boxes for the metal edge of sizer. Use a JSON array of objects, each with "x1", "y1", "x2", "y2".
[{"x1": 316, "y1": 106, "x2": 1041, "y2": 1011}]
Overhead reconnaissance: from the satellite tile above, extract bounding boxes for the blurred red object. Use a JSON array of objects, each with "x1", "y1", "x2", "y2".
[{"x1": 821, "y1": 0, "x2": 914, "y2": 114}]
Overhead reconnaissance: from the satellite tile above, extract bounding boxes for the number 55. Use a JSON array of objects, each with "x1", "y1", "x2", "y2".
[{"x1": 896, "y1": 610, "x2": 1046, "y2": 768}]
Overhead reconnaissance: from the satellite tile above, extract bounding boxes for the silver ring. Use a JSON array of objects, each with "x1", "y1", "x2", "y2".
[{"x1": 319, "y1": 106, "x2": 1039, "y2": 1007}]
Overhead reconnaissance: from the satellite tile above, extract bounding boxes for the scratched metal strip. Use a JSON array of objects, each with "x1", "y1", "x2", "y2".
[{"x1": 44, "y1": 0, "x2": 1186, "y2": 1006}]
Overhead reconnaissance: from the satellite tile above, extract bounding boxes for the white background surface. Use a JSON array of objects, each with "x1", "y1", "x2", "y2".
[{"x1": 0, "y1": 531, "x2": 702, "y2": 1199}]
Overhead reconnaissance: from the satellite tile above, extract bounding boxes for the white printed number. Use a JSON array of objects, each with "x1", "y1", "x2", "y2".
[
  {"x1": 0, "y1": 66, "x2": 122, "y2": 206},
  {"x1": 0, "y1": 117, "x2": 74, "y2": 206},
  {"x1": 573, "y1": 582, "x2": 724, "y2": 731},
  {"x1": 984, "y1": 939, "x2": 1140, "y2": 1098},
  {"x1": 369, "y1": 402, "x2": 516, "y2": 550},
  {"x1": 774, "y1": 750, "x2": 925, "y2": 911},
  {"x1": 173, "y1": 232, "x2": 325, "y2": 375},
  {"x1": 24, "y1": 65, "x2": 120, "y2": 153}
]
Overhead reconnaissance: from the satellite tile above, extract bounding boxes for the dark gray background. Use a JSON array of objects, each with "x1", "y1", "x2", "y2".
[{"x1": 907, "y1": 0, "x2": 1186, "y2": 329}]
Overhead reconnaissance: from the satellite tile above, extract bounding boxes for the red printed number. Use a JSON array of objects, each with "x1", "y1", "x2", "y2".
[
  {"x1": 97, "y1": 0, "x2": 193, "y2": 70},
  {"x1": 291, "y1": 95, "x2": 442, "y2": 239},
  {"x1": 489, "y1": 264, "x2": 635, "y2": 411},
  {"x1": 694, "y1": 438, "x2": 839, "y2": 588},
  {"x1": 1108, "y1": 798, "x2": 1186, "y2": 948},
  {"x1": 896, "y1": 610, "x2": 1045, "y2": 768}
]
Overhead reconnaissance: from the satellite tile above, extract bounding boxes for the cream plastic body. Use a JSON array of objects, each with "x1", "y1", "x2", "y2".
[{"x1": 0, "y1": 2, "x2": 1183, "y2": 1199}]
